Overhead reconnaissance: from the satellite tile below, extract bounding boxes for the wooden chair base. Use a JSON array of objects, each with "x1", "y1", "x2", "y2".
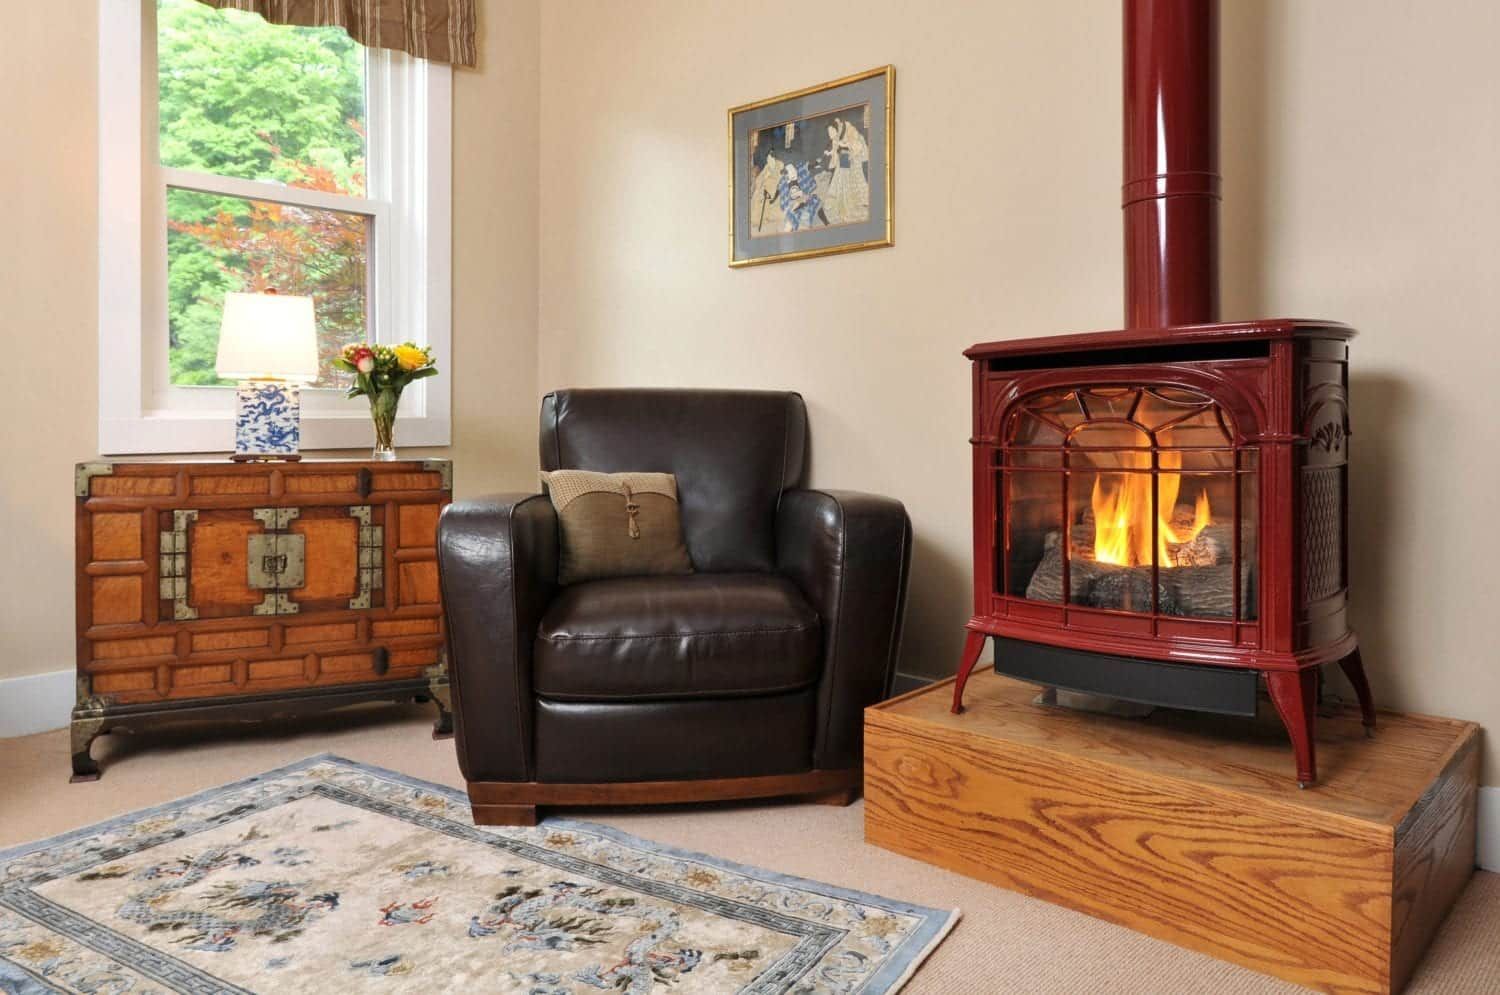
[
  {"x1": 472, "y1": 803, "x2": 539, "y2": 826},
  {"x1": 467, "y1": 768, "x2": 861, "y2": 827}
]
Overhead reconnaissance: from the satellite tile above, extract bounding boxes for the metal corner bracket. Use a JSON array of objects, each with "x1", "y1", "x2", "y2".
[
  {"x1": 422, "y1": 459, "x2": 453, "y2": 491},
  {"x1": 76, "y1": 462, "x2": 115, "y2": 498}
]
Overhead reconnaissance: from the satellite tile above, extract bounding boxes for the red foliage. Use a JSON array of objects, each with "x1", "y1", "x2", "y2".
[{"x1": 170, "y1": 132, "x2": 367, "y2": 385}]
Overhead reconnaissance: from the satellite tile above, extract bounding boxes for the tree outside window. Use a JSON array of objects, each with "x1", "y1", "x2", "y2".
[{"x1": 157, "y1": 0, "x2": 368, "y2": 388}]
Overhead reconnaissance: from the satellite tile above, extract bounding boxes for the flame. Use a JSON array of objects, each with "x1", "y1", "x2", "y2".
[{"x1": 1090, "y1": 453, "x2": 1212, "y2": 567}]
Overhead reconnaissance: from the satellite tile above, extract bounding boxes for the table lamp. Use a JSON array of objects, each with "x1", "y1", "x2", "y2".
[{"x1": 215, "y1": 290, "x2": 319, "y2": 461}]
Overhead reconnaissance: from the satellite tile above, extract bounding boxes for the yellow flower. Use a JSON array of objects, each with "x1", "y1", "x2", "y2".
[{"x1": 394, "y1": 345, "x2": 428, "y2": 371}]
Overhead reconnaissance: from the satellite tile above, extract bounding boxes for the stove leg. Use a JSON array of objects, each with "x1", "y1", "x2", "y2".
[
  {"x1": 1338, "y1": 648, "x2": 1376, "y2": 735},
  {"x1": 1265, "y1": 670, "x2": 1318, "y2": 787},
  {"x1": 950, "y1": 631, "x2": 989, "y2": 715}
]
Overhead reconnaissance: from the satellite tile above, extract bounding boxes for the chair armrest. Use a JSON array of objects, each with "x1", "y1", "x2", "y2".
[
  {"x1": 437, "y1": 493, "x2": 558, "y2": 783},
  {"x1": 776, "y1": 488, "x2": 912, "y2": 770}
]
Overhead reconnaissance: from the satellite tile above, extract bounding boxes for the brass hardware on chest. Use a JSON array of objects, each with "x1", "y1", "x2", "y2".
[
  {"x1": 159, "y1": 509, "x2": 198, "y2": 620},
  {"x1": 75, "y1": 462, "x2": 116, "y2": 497},
  {"x1": 247, "y1": 534, "x2": 306, "y2": 590},
  {"x1": 251, "y1": 507, "x2": 305, "y2": 615},
  {"x1": 422, "y1": 458, "x2": 453, "y2": 491},
  {"x1": 349, "y1": 505, "x2": 384, "y2": 609}
]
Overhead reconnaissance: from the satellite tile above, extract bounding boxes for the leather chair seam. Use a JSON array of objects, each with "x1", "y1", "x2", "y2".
[
  {"x1": 533, "y1": 679, "x2": 819, "y2": 703},
  {"x1": 538, "y1": 624, "x2": 817, "y2": 644},
  {"x1": 818, "y1": 490, "x2": 850, "y2": 758},
  {"x1": 505, "y1": 495, "x2": 548, "y2": 780}
]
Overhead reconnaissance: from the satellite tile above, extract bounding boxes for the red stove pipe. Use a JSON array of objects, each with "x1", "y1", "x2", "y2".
[{"x1": 1122, "y1": 0, "x2": 1220, "y2": 328}]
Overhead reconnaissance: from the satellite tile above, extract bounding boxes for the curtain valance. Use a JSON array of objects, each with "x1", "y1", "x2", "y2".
[{"x1": 195, "y1": 0, "x2": 476, "y2": 68}]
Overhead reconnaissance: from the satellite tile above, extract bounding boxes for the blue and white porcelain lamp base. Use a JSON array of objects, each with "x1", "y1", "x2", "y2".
[{"x1": 230, "y1": 380, "x2": 303, "y2": 462}]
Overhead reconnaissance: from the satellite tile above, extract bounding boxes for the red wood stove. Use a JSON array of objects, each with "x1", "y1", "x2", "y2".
[{"x1": 950, "y1": 0, "x2": 1374, "y2": 786}]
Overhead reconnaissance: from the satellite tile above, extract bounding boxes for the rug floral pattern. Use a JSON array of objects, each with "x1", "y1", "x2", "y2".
[{"x1": 0, "y1": 756, "x2": 955, "y2": 993}]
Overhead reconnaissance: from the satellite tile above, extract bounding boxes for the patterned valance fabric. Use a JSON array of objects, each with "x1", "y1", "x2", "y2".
[{"x1": 194, "y1": 0, "x2": 477, "y2": 68}]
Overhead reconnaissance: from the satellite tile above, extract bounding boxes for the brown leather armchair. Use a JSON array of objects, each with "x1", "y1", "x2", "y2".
[{"x1": 437, "y1": 389, "x2": 912, "y2": 826}]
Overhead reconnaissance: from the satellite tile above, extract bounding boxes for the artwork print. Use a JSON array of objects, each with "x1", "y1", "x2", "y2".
[
  {"x1": 748, "y1": 105, "x2": 874, "y2": 237},
  {"x1": 729, "y1": 66, "x2": 893, "y2": 266}
]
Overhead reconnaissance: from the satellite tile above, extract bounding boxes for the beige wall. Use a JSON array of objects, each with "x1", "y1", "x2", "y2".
[
  {"x1": 5, "y1": 1, "x2": 1497, "y2": 785},
  {"x1": 537, "y1": 2, "x2": 1500, "y2": 780},
  {"x1": 0, "y1": 0, "x2": 540, "y2": 685}
]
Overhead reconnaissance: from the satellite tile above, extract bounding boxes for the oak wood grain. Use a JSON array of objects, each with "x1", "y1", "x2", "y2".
[
  {"x1": 1389, "y1": 736, "x2": 1478, "y2": 991},
  {"x1": 864, "y1": 676, "x2": 1478, "y2": 994}
]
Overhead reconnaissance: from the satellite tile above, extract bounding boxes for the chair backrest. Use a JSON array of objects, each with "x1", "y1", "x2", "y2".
[{"x1": 539, "y1": 389, "x2": 807, "y2": 573}]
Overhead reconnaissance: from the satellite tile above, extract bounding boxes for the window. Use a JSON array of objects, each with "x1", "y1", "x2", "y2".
[
  {"x1": 99, "y1": 0, "x2": 451, "y2": 453},
  {"x1": 157, "y1": 0, "x2": 370, "y2": 389}
]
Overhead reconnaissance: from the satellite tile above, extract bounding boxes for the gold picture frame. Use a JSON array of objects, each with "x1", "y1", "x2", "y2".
[{"x1": 728, "y1": 66, "x2": 894, "y2": 267}]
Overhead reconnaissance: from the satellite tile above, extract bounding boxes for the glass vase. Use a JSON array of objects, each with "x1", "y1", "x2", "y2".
[{"x1": 369, "y1": 386, "x2": 402, "y2": 461}]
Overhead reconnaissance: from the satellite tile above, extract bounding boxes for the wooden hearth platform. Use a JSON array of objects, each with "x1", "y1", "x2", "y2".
[{"x1": 865, "y1": 675, "x2": 1479, "y2": 994}]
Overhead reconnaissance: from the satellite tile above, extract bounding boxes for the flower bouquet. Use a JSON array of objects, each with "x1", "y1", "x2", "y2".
[{"x1": 333, "y1": 341, "x2": 439, "y2": 460}]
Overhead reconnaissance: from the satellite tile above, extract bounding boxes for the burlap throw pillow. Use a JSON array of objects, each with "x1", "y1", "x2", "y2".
[{"x1": 540, "y1": 470, "x2": 694, "y2": 585}]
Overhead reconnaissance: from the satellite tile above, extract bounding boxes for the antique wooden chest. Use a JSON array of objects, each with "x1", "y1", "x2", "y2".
[{"x1": 72, "y1": 458, "x2": 452, "y2": 780}]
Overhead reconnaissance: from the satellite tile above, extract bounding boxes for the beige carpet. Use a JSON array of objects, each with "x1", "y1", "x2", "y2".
[{"x1": 2, "y1": 704, "x2": 1495, "y2": 994}]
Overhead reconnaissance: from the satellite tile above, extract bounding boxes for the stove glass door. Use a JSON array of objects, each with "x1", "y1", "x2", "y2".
[{"x1": 1002, "y1": 386, "x2": 1257, "y2": 624}]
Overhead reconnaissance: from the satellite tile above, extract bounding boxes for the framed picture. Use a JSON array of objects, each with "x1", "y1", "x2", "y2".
[{"x1": 728, "y1": 66, "x2": 894, "y2": 267}]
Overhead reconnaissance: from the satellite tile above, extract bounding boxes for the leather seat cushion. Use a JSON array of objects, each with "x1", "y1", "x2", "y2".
[
  {"x1": 534, "y1": 692, "x2": 816, "y2": 782},
  {"x1": 534, "y1": 573, "x2": 821, "y2": 702}
]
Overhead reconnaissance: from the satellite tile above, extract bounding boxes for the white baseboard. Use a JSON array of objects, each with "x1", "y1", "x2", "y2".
[
  {"x1": 1480, "y1": 787, "x2": 1499, "y2": 873},
  {"x1": 0, "y1": 669, "x2": 74, "y2": 738}
]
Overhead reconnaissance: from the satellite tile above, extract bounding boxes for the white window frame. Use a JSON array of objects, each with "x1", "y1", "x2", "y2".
[{"x1": 98, "y1": 0, "x2": 452, "y2": 454}]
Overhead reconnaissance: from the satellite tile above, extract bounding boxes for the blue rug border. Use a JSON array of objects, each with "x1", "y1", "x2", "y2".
[
  {"x1": 1, "y1": 753, "x2": 958, "y2": 994},
  {"x1": 0, "y1": 753, "x2": 339, "y2": 866}
]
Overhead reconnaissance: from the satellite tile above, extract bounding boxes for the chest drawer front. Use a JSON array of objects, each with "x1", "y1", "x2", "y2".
[
  {"x1": 156, "y1": 504, "x2": 381, "y2": 620},
  {"x1": 77, "y1": 460, "x2": 451, "y2": 706}
]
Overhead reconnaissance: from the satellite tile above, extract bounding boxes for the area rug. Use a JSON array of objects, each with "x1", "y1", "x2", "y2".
[{"x1": 0, "y1": 755, "x2": 957, "y2": 994}]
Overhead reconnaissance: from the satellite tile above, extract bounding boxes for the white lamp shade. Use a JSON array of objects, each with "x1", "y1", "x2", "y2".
[{"x1": 215, "y1": 292, "x2": 320, "y2": 382}]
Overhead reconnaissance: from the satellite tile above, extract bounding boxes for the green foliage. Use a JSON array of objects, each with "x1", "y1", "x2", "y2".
[
  {"x1": 158, "y1": 0, "x2": 367, "y2": 387},
  {"x1": 157, "y1": 0, "x2": 364, "y2": 185}
]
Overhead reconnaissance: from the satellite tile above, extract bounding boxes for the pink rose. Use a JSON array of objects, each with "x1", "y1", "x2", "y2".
[{"x1": 351, "y1": 346, "x2": 375, "y2": 374}]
